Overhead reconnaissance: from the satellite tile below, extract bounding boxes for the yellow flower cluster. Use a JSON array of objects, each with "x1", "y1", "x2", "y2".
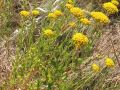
[
  {"x1": 70, "y1": 7, "x2": 84, "y2": 18},
  {"x1": 91, "y1": 57, "x2": 115, "y2": 73},
  {"x1": 48, "y1": 13, "x2": 57, "y2": 19},
  {"x1": 111, "y1": 0, "x2": 119, "y2": 6},
  {"x1": 65, "y1": 3, "x2": 74, "y2": 9},
  {"x1": 20, "y1": 10, "x2": 30, "y2": 17},
  {"x1": 48, "y1": 10, "x2": 63, "y2": 19},
  {"x1": 91, "y1": 11, "x2": 110, "y2": 24},
  {"x1": 105, "y1": 58, "x2": 115, "y2": 67},
  {"x1": 80, "y1": 18, "x2": 91, "y2": 25},
  {"x1": 92, "y1": 64, "x2": 100, "y2": 72},
  {"x1": 44, "y1": 29, "x2": 54, "y2": 37},
  {"x1": 68, "y1": 22, "x2": 76, "y2": 28},
  {"x1": 68, "y1": 0, "x2": 73, "y2": 4},
  {"x1": 20, "y1": 10, "x2": 40, "y2": 17},
  {"x1": 31, "y1": 10, "x2": 40, "y2": 16},
  {"x1": 103, "y1": 2, "x2": 118, "y2": 14},
  {"x1": 72, "y1": 33, "x2": 88, "y2": 48},
  {"x1": 54, "y1": 10, "x2": 63, "y2": 17}
]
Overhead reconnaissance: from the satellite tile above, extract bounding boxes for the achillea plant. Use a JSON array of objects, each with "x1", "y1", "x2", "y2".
[
  {"x1": 72, "y1": 33, "x2": 89, "y2": 49},
  {"x1": 92, "y1": 63, "x2": 100, "y2": 72},
  {"x1": 65, "y1": 3, "x2": 74, "y2": 9},
  {"x1": 105, "y1": 58, "x2": 115, "y2": 67},
  {"x1": 111, "y1": 0, "x2": 119, "y2": 6},
  {"x1": 48, "y1": 10, "x2": 63, "y2": 19},
  {"x1": 70, "y1": 7, "x2": 84, "y2": 18},
  {"x1": 80, "y1": 18, "x2": 91, "y2": 25},
  {"x1": 103, "y1": 2, "x2": 118, "y2": 14},
  {"x1": 20, "y1": 10, "x2": 30, "y2": 17},
  {"x1": 68, "y1": 22, "x2": 76, "y2": 28},
  {"x1": 48, "y1": 12, "x2": 57, "y2": 19},
  {"x1": 1, "y1": 0, "x2": 119, "y2": 90},
  {"x1": 31, "y1": 10, "x2": 40, "y2": 16},
  {"x1": 53, "y1": 10, "x2": 63, "y2": 17},
  {"x1": 68, "y1": 0, "x2": 74, "y2": 4},
  {"x1": 90, "y1": 11, "x2": 110, "y2": 24},
  {"x1": 43, "y1": 29, "x2": 54, "y2": 37}
]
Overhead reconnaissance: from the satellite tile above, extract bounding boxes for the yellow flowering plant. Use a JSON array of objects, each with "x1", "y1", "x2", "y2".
[
  {"x1": 105, "y1": 58, "x2": 115, "y2": 67},
  {"x1": 48, "y1": 13, "x2": 57, "y2": 19},
  {"x1": 70, "y1": 7, "x2": 84, "y2": 18},
  {"x1": 68, "y1": 0, "x2": 74, "y2": 4},
  {"x1": 91, "y1": 11, "x2": 110, "y2": 24},
  {"x1": 72, "y1": 33, "x2": 89, "y2": 48},
  {"x1": 48, "y1": 10, "x2": 63, "y2": 19},
  {"x1": 92, "y1": 63, "x2": 100, "y2": 72},
  {"x1": 80, "y1": 18, "x2": 91, "y2": 25},
  {"x1": 20, "y1": 10, "x2": 30, "y2": 17},
  {"x1": 31, "y1": 10, "x2": 40, "y2": 16},
  {"x1": 53, "y1": 10, "x2": 63, "y2": 17},
  {"x1": 68, "y1": 22, "x2": 76, "y2": 28},
  {"x1": 43, "y1": 29, "x2": 54, "y2": 37},
  {"x1": 111, "y1": 0, "x2": 119, "y2": 6},
  {"x1": 2, "y1": 0, "x2": 120, "y2": 89},
  {"x1": 103, "y1": 2, "x2": 118, "y2": 14},
  {"x1": 65, "y1": 3, "x2": 74, "y2": 9}
]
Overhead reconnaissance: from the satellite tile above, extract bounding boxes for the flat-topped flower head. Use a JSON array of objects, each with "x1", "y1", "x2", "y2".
[
  {"x1": 32, "y1": 10, "x2": 40, "y2": 16},
  {"x1": 105, "y1": 58, "x2": 115, "y2": 67},
  {"x1": 103, "y1": 2, "x2": 118, "y2": 14},
  {"x1": 92, "y1": 64, "x2": 100, "y2": 72},
  {"x1": 20, "y1": 10, "x2": 30, "y2": 17},
  {"x1": 91, "y1": 11, "x2": 110, "y2": 24},
  {"x1": 65, "y1": 3, "x2": 74, "y2": 9},
  {"x1": 70, "y1": 7, "x2": 84, "y2": 18},
  {"x1": 44, "y1": 29, "x2": 54, "y2": 37},
  {"x1": 68, "y1": 22, "x2": 76, "y2": 28},
  {"x1": 111, "y1": 0, "x2": 119, "y2": 6},
  {"x1": 53, "y1": 10, "x2": 63, "y2": 17},
  {"x1": 72, "y1": 33, "x2": 88, "y2": 48},
  {"x1": 80, "y1": 18, "x2": 91, "y2": 25},
  {"x1": 48, "y1": 13, "x2": 57, "y2": 19}
]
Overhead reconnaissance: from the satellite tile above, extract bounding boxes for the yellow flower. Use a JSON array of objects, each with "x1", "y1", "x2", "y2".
[
  {"x1": 44, "y1": 29, "x2": 54, "y2": 37},
  {"x1": 68, "y1": 0, "x2": 73, "y2": 4},
  {"x1": 105, "y1": 58, "x2": 115, "y2": 67},
  {"x1": 32, "y1": 10, "x2": 40, "y2": 16},
  {"x1": 92, "y1": 64, "x2": 100, "y2": 72},
  {"x1": 48, "y1": 13, "x2": 57, "y2": 19},
  {"x1": 70, "y1": 7, "x2": 84, "y2": 18},
  {"x1": 80, "y1": 18, "x2": 91, "y2": 25},
  {"x1": 111, "y1": 0, "x2": 119, "y2": 6},
  {"x1": 72, "y1": 33, "x2": 88, "y2": 48},
  {"x1": 20, "y1": 10, "x2": 30, "y2": 17},
  {"x1": 68, "y1": 22, "x2": 76, "y2": 28},
  {"x1": 53, "y1": 10, "x2": 63, "y2": 17},
  {"x1": 91, "y1": 11, "x2": 110, "y2": 24},
  {"x1": 103, "y1": 2, "x2": 118, "y2": 14},
  {"x1": 48, "y1": 10, "x2": 63, "y2": 19},
  {"x1": 65, "y1": 3, "x2": 74, "y2": 9}
]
